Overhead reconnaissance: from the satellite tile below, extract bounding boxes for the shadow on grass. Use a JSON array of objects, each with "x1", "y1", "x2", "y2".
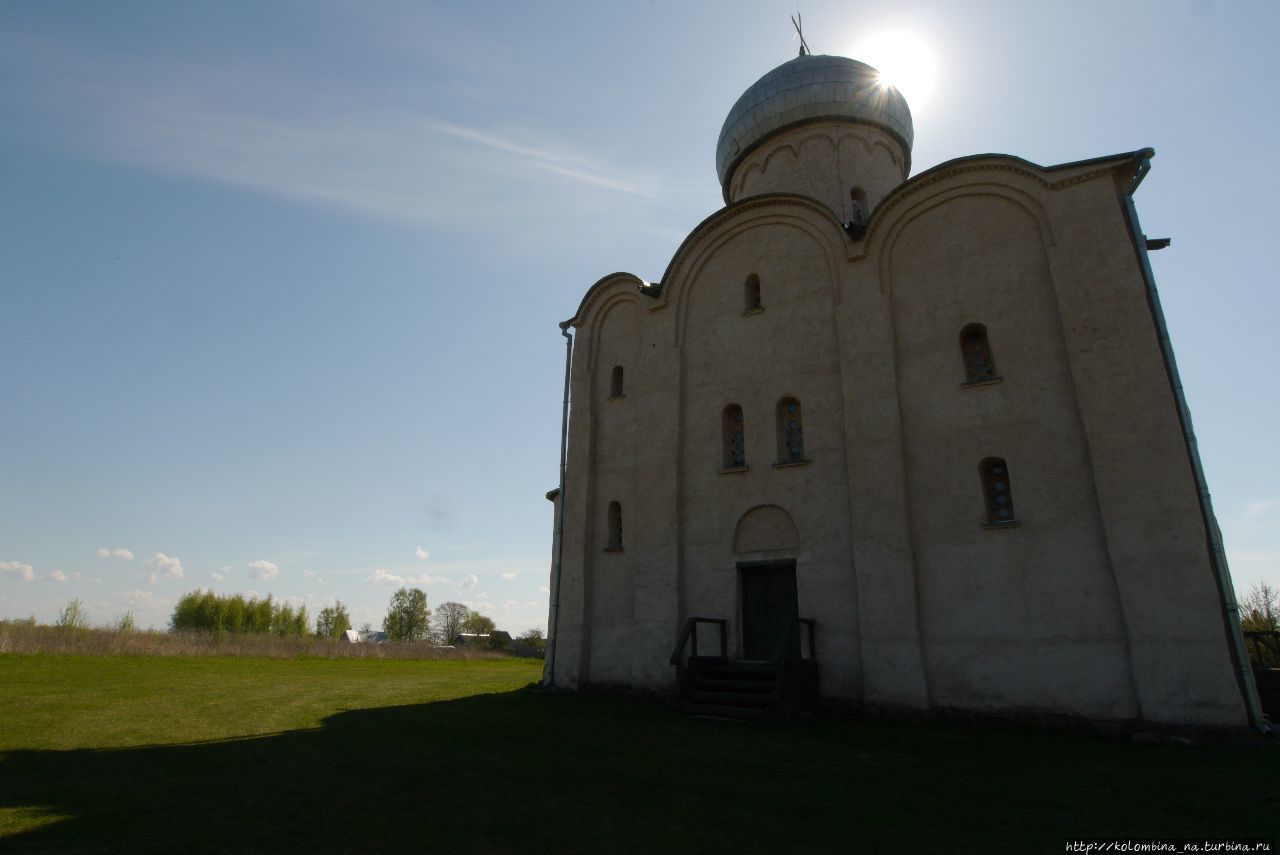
[{"x1": 1, "y1": 687, "x2": 1276, "y2": 853}]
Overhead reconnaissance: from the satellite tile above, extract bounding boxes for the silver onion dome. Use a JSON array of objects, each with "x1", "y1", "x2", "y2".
[{"x1": 715, "y1": 53, "x2": 914, "y2": 189}]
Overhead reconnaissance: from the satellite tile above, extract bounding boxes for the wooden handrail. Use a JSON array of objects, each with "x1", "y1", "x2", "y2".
[
  {"x1": 770, "y1": 617, "x2": 816, "y2": 665},
  {"x1": 670, "y1": 616, "x2": 727, "y2": 666}
]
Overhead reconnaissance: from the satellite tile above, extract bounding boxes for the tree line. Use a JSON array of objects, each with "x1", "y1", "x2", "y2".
[
  {"x1": 379, "y1": 587, "x2": 500, "y2": 643},
  {"x1": 170, "y1": 590, "x2": 311, "y2": 637},
  {"x1": 166, "y1": 587, "x2": 525, "y2": 644}
]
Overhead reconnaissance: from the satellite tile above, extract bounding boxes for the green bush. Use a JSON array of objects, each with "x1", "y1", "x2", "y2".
[
  {"x1": 316, "y1": 602, "x2": 353, "y2": 639},
  {"x1": 56, "y1": 599, "x2": 90, "y2": 632}
]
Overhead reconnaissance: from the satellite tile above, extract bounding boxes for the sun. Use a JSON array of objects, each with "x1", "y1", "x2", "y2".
[{"x1": 852, "y1": 31, "x2": 937, "y2": 113}]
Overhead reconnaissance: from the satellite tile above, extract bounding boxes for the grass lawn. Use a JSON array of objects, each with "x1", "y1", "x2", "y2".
[{"x1": 0, "y1": 654, "x2": 1275, "y2": 853}]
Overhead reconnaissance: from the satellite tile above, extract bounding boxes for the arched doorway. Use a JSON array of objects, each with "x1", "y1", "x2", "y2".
[{"x1": 734, "y1": 505, "x2": 800, "y2": 660}]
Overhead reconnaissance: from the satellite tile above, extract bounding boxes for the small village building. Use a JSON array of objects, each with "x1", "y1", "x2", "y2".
[
  {"x1": 544, "y1": 51, "x2": 1262, "y2": 727},
  {"x1": 453, "y1": 631, "x2": 513, "y2": 649}
]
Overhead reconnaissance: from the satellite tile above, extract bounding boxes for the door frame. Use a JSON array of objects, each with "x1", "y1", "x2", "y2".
[{"x1": 736, "y1": 558, "x2": 799, "y2": 662}]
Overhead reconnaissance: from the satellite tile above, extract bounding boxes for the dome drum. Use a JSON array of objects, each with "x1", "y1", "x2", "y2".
[{"x1": 716, "y1": 54, "x2": 914, "y2": 193}]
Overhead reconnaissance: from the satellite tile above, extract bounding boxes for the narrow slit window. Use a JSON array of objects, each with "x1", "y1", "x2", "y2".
[
  {"x1": 961, "y1": 324, "x2": 1000, "y2": 384},
  {"x1": 606, "y1": 501, "x2": 623, "y2": 550},
  {"x1": 744, "y1": 274, "x2": 762, "y2": 313},
  {"x1": 980, "y1": 457, "x2": 1016, "y2": 525},
  {"x1": 723, "y1": 404, "x2": 746, "y2": 468},
  {"x1": 776, "y1": 397, "x2": 805, "y2": 464},
  {"x1": 610, "y1": 365, "x2": 624, "y2": 398}
]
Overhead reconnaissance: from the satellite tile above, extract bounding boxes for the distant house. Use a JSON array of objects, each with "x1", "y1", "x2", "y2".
[
  {"x1": 341, "y1": 629, "x2": 361, "y2": 644},
  {"x1": 452, "y1": 631, "x2": 512, "y2": 649},
  {"x1": 346, "y1": 630, "x2": 388, "y2": 644}
]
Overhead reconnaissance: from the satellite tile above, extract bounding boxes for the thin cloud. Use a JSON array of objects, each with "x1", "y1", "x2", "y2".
[
  {"x1": 143, "y1": 553, "x2": 184, "y2": 585},
  {"x1": 88, "y1": 589, "x2": 171, "y2": 631},
  {"x1": 96, "y1": 547, "x2": 134, "y2": 560},
  {"x1": 211, "y1": 571, "x2": 225, "y2": 581},
  {"x1": 430, "y1": 121, "x2": 653, "y2": 197},
  {"x1": 1, "y1": 561, "x2": 35, "y2": 582},
  {"x1": 366, "y1": 569, "x2": 449, "y2": 586},
  {"x1": 499, "y1": 572, "x2": 518, "y2": 580},
  {"x1": 1243, "y1": 501, "x2": 1277, "y2": 520},
  {"x1": 44, "y1": 569, "x2": 68, "y2": 583},
  {"x1": 415, "y1": 546, "x2": 430, "y2": 560},
  {"x1": 459, "y1": 574, "x2": 478, "y2": 590},
  {"x1": 17, "y1": 50, "x2": 677, "y2": 228}
]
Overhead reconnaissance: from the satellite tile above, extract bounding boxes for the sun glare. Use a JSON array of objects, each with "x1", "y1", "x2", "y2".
[{"x1": 853, "y1": 31, "x2": 937, "y2": 113}]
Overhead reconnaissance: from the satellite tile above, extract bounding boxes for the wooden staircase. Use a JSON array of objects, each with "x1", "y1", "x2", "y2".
[{"x1": 671, "y1": 618, "x2": 819, "y2": 721}]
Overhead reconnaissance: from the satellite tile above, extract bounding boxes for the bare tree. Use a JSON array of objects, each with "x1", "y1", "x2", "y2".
[
  {"x1": 1241, "y1": 581, "x2": 1279, "y2": 632},
  {"x1": 434, "y1": 601, "x2": 471, "y2": 644}
]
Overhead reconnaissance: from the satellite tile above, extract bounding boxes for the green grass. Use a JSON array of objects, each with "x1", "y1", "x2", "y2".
[{"x1": 0, "y1": 654, "x2": 1275, "y2": 853}]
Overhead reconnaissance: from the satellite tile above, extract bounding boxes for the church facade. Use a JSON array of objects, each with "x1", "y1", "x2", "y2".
[{"x1": 544, "y1": 53, "x2": 1259, "y2": 728}]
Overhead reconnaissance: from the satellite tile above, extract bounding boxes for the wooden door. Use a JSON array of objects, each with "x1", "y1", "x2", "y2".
[{"x1": 740, "y1": 562, "x2": 799, "y2": 660}]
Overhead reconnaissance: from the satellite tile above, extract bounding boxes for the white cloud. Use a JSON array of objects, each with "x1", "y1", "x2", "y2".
[
  {"x1": 282, "y1": 593, "x2": 314, "y2": 610},
  {"x1": 1, "y1": 561, "x2": 35, "y2": 582},
  {"x1": 366, "y1": 569, "x2": 449, "y2": 586},
  {"x1": 415, "y1": 546, "x2": 429, "y2": 560},
  {"x1": 86, "y1": 589, "x2": 171, "y2": 631},
  {"x1": 459, "y1": 574, "x2": 478, "y2": 590},
  {"x1": 44, "y1": 569, "x2": 68, "y2": 583},
  {"x1": 211, "y1": 571, "x2": 225, "y2": 581},
  {"x1": 96, "y1": 547, "x2": 134, "y2": 560},
  {"x1": 499, "y1": 572, "x2": 518, "y2": 580},
  {"x1": 248, "y1": 560, "x2": 279, "y2": 580},
  {"x1": 1243, "y1": 501, "x2": 1278, "y2": 520},
  {"x1": 539, "y1": 586, "x2": 550, "y2": 594},
  {"x1": 143, "y1": 553, "x2": 185, "y2": 584}
]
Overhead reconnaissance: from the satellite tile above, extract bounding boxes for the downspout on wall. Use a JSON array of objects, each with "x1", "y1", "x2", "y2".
[
  {"x1": 1121, "y1": 151, "x2": 1270, "y2": 734},
  {"x1": 542, "y1": 320, "x2": 574, "y2": 687}
]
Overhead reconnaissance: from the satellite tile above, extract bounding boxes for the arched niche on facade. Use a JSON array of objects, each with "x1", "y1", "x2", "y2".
[{"x1": 733, "y1": 504, "x2": 799, "y2": 554}]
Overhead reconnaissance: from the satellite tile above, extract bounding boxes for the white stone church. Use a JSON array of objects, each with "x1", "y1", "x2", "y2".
[{"x1": 543, "y1": 50, "x2": 1262, "y2": 728}]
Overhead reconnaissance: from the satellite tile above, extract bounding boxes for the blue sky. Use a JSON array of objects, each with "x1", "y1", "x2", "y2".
[{"x1": 2, "y1": 0, "x2": 1277, "y2": 632}]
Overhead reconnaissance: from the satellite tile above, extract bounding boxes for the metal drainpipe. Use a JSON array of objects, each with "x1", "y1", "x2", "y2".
[
  {"x1": 542, "y1": 320, "x2": 574, "y2": 687},
  {"x1": 1121, "y1": 154, "x2": 1270, "y2": 735}
]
